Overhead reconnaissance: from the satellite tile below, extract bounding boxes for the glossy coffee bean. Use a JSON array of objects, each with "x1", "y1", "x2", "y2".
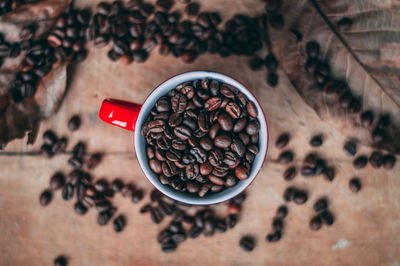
[
  {"x1": 349, "y1": 178, "x2": 361, "y2": 193},
  {"x1": 310, "y1": 216, "x2": 322, "y2": 231},
  {"x1": 239, "y1": 236, "x2": 255, "y2": 251},
  {"x1": 39, "y1": 190, "x2": 52, "y2": 206}
]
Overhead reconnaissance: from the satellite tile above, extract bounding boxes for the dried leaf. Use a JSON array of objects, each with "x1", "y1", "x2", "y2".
[{"x1": 271, "y1": 0, "x2": 400, "y2": 154}]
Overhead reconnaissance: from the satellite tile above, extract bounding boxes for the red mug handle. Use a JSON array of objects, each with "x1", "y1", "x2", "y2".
[{"x1": 99, "y1": 98, "x2": 142, "y2": 132}]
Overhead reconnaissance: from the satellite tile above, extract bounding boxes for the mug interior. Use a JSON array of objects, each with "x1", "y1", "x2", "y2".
[{"x1": 134, "y1": 71, "x2": 268, "y2": 205}]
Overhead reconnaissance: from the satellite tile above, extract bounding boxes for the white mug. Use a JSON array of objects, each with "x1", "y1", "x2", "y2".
[{"x1": 99, "y1": 71, "x2": 268, "y2": 205}]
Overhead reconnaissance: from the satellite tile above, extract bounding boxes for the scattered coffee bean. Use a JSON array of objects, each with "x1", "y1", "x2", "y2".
[
  {"x1": 264, "y1": 54, "x2": 278, "y2": 72},
  {"x1": 239, "y1": 236, "x2": 255, "y2": 251},
  {"x1": 132, "y1": 189, "x2": 144, "y2": 203},
  {"x1": 87, "y1": 153, "x2": 102, "y2": 170},
  {"x1": 98, "y1": 209, "x2": 115, "y2": 226},
  {"x1": 39, "y1": 190, "x2": 53, "y2": 206},
  {"x1": 266, "y1": 231, "x2": 281, "y2": 242},
  {"x1": 293, "y1": 190, "x2": 307, "y2": 204},
  {"x1": 283, "y1": 187, "x2": 295, "y2": 202},
  {"x1": 74, "y1": 201, "x2": 88, "y2": 215},
  {"x1": 276, "y1": 205, "x2": 288, "y2": 219},
  {"x1": 310, "y1": 135, "x2": 323, "y2": 147},
  {"x1": 349, "y1": 178, "x2": 361, "y2": 193},
  {"x1": 249, "y1": 56, "x2": 264, "y2": 71},
  {"x1": 343, "y1": 141, "x2": 357, "y2": 156},
  {"x1": 276, "y1": 133, "x2": 289, "y2": 149},
  {"x1": 323, "y1": 167, "x2": 335, "y2": 182},
  {"x1": 305, "y1": 41, "x2": 320, "y2": 58},
  {"x1": 320, "y1": 210, "x2": 334, "y2": 226},
  {"x1": 313, "y1": 198, "x2": 328, "y2": 213},
  {"x1": 113, "y1": 215, "x2": 126, "y2": 233},
  {"x1": 68, "y1": 115, "x2": 81, "y2": 131},
  {"x1": 62, "y1": 183, "x2": 74, "y2": 201},
  {"x1": 310, "y1": 216, "x2": 322, "y2": 231},
  {"x1": 112, "y1": 179, "x2": 124, "y2": 192},
  {"x1": 43, "y1": 130, "x2": 58, "y2": 146},
  {"x1": 50, "y1": 172, "x2": 66, "y2": 190},
  {"x1": 382, "y1": 154, "x2": 396, "y2": 169},
  {"x1": 353, "y1": 156, "x2": 367, "y2": 169},
  {"x1": 267, "y1": 72, "x2": 278, "y2": 87},
  {"x1": 54, "y1": 256, "x2": 68, "y2": 266},
  {"x1": 278, "y1": 150, "x2": 294, "y2": 164},
  {"x1": 283, "y1": 166, "x2": 296, "y2": 181},
  {"x1": 369, "y1": 151, "x2": 382, "y2": 169},
  {"x1": 360, "y1": 111, "x2": 373, "y2": 127}
]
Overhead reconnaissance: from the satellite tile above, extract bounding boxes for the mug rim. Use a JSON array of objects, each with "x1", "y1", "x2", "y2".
[{"x1": 134, "y1": 71, "x2": 269, "y2": 205}]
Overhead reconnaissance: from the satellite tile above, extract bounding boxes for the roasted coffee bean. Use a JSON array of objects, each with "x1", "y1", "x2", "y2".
[
  {"x1": 272, "y1": 218, "x2": 283, "y2": 232},
  {"x1": 293, "y1": 190, "x2": 307, "y2": 204},
  {"x1": 301, "y1": 166, "x2": 315, "y2": 177},
  {"x1": 343, "y1": 141, "x2": 357, "y2": 156},
  {"x1": 305, "y1": 41, "x2": 320, "y2": 58},
  {"x1": 276, "y1": 205, "x2": 288, "y2": 219},
  {"x1": 283, "y1": 166, "x2": 296, "y2": 181},
  {"x1": 283, "y1": 187, "x2": 294, "y2": 202},
  {"x1": 68, "y1": 157, "x2": 83, "y2": 169},
  {"x1": 360, "y1": 111, "x2": 374, "y2": 127},
  {"x1": 377, "y1": 114, "x2": 390, "y2": 130},
  {"x1": 94, "y1": 179, "x2": 108, "y2": 192},
  {"x1": 185, "y1": 163, "x2": 200, "y2": 179},
  {"x1": 203, "y1": 217, "x2": 215, "y2": 237},
  {"x1": 186, "y1": 180, "x2": 200, "y2": 193},
  {"x1": 52, "y1": 137, "x2": 68, "y2": 154},
  {"x1": 349, "y1": 178, "x2": 361, "y2": 193},
  {"x1": 310, "y1": 135, "x2": 323, "y2": 147},
  {"x1": 226, "y1": 102, "x2": 241, "y2": 119},
  {"x1": 353, "y1": 156, "x2": 368, "y2": 169},
  {"x1": 111, "y1": 179, "x2": 124, "y2": 192},
  {"x1": 372, "y1": 128, "x2": 386, "y2": 143},
  {"x1": 314, "y1": 198, "x2": 328, "y2": 213},
  {"x1": 320, "y1": 210, "x2": 334, "y2": 226},
  {"x1": 310, "y1": 216, "x2": 322, "y2": 231},
  {"x1": 54, "y1": 256, "x2": 67, "y2": 266},
  {"x1": 174, "y1": 126, "x2": 191, "y2": 140},
  {"x1": 278, "y1": 150, "x2": 294, "y2": 164},
  {"x1": 266, "y1": 231, "x2": 281, "y2": 242},
  {"x1": 369, "y1": 151, "x2": 383, "y2": 168},
  {"x1": 41, "y1": 144, "x2": 54, "y2": 158},
  {"x1": 276, "y1": 133, "x2": 289, "y2": 149},
  {"x1": 235, "y1": 166, "x2": 249, "y2": 180},
  {"x1": 239, "y1": 236, "x2": 255, "y2": 251},
  {"x1": 249, "y1": 56, "x2": 264, "y2": 71},
  {"x1": 264, "y1": 54, "x2": 278, "y2": 72},
  {"x1": 215, "y1": 219, "x2": 227, "y2": 233},
  {"x1": 323, "y1": 167, "x2": 335, "y2": 182},
  {"x1": 132, "y1": 189, "x2": 144, "y2": 203},
  {"x1": 214, "y1": 135, "x2": 232, "y2": 149},
  {"x1": 337, "y1": 17, "x2": 352, "y2": 31},
  {"x1": 199, "y1": 162, "x2": 212, "y2": 176},
  {"x1": 231, "y1": 138, "x2": 246, "y2": 157},
  {"x1": 43, "y1": 130, "x2": 58, "y2": 146},
  {"x1": 204, "y1": 97, "x2": 222, "y2": 111},
  {"x1": 156, "y1": 97, "x2": 170, "y2": 112},
  {"x1": 218, "y1": 113, "x2": 233, "y2": 131},
  {"x1": 98, "y1": 209, "x2": 115, "y2": 226},
  {"x1": 267, "y1": 72, "x2": 279, "y2": 87},
  {"x1": 39, "y1": 190, "x2": 52, "y2": 206},
  {"x1": 72, "y1": 141, "x2": 86, "y2": 158},
  {"x1": 140, "y1": 204, "x2": 152, "y2": 214},
  {"x1": 74, "y1": 201, "x2": 88, "y2": 215},
  {"x1": 62, "y1": 183, "x2": 74, "y2": 201},
  {"x1": 122, "y1": 184, "x2": 135, "y2": 198},
  {"x1": 246, "y1": 120, "x2": 259, "y2": 135},
  {"x1": 208, "y1": 124, "x2": 220, "y2": 139},
  {"x1": 113, "y1": 215, "x2": 126, "y2": 233},
  {"x1": 198, "y1": 182, "x2": 212, "y2": 197},
  {"x1": 382, "y1": 154, "x2": 396, "y2": 169},
  {"x1": 151, "y1": 207, "x2": 164, "y2": 224},
  {"x1": 50, "y1": 172, "x2": 66, "y2": 190}
]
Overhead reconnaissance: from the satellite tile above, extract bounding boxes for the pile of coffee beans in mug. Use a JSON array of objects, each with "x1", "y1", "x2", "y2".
[{"x1": 141, "y1": 78, "x2": 260, "y2": 197}]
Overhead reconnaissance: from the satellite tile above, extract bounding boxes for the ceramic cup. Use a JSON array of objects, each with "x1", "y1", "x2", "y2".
[{"x1": 99, "y1": 71, "x2": 268, "y2": 205}]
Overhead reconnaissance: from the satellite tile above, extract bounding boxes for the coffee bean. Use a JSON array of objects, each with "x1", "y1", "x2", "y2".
[
  {"x1": 337, "y1": 17, "x2": 352, "y2": 31},
  {"x1": 266, "y1": 231, "x2": 281, "y2": 242},
  {"x1": 94, "y1": 179, "x2": 108, "y2": 192},
  {"x1": 322, "y1": 167, "x2": 335, "y2": 182},
  {"x1": 320, "y1": 210, "x2": 334, "y2": 226},
  {"x1": 313, "y1": 198, "x2": 328, "y2": 213},
  {"x1": 62, "y1": 183, "x2": 74, "y2": 201},
  {"x1": 151, "y1": 207, "x2": 164, "y2": 224},
  {"x1": 43, "y1": 130, "x2": 58, "y2": 146},
  {"x1": 54, "y1": 256, "x2": 67, "y2": 266},
  {"x1": 310, "y1": 135, "x2": 323, "y2": 147},
  {"x1": 369, "y1": 151, "x2": 383, "y2": 168},
  {"x1": 156, "y1": 97, "x2": 170, "y2": 112},
  {"x1": 272, "y1": 218, "x2": 283, "y2": 232},
  {"x1": 343, "y1": 141, "x2": 357, "y2": 156},
  {"x1": 275, "y1": 133, "x2": 289, "y2": 149},
  {"x1": 113, "y1": 215, "x2": 126, "y2": 233},
  {"x1": 235, "y1": 166, "x2": 249, "y2": 180},
  {"x1": 278, "y1": 150, "x2": 293, "y2": 164},
  {"x1": 283, "y1": 166, "x2": 296, "y2": 181},
  {"x1": 310, "y1": 216, "x2": 322, "y2": 231},
  {"x1": 353, "y1": 156, "x2": 368, "y2": 169},
  {"x1": 305, "y1": 41, "x2": 320, "y2": 58},
  {"x1": 382, "y1": 154, "x2": 396, "y2": 169},
  {"x1": 372, "y1": 128, "x2": 386, "y2": 143},
  {"x1": 225, "y1": 102, "x2": 241, "y2": 119},
  {"x1": 214, "y1": 135, "x2": 232, "y2": 149},
  {"x1": 360, "y1": 111, "x2": 374, "y2": 127},
  {"x1": 218, "y1": 113, "x2": 233, "y2": 131},
  {"x1": 239, "y1": 236, "x2": 255, "y2": 251},
  {"x1": 132, "y1": 189, "x2": 144, "y2": 203},
  {"x1": 246, "y1": 120, "x2": 260, "y2": 135},
  {"x1": 264, "y1": 54, "x2": 278, "y2": 72},
  {"x1": 293, "y1": 190, "x2": 307, "y2": 204},
  {"x1": 204, "y1": 97, "x2": 222, "y2": 111},
  {"x1": 39, "y1": 190, "x2": 52, "y2": 206},
  {"x1": 74, "y1": 201, "x2": 88, "y2": 215},
  {"x1": 198, "y1": 182, "x2": 212, "y2": 197},
  {"x1": 349, "y1": 178, "x2": 361, "y2": 193},
  {"x1": 41, "y1": 144, "x2": 54, "y2": 158},
  {"x1": 111, "y1": 179, "x2": 124, "y2": 192},
  {"x1": 174, "y1": 125, "x2": 191, "y2": 140},
  {"x1": 50, "y1": 172, "x2": 66, "y2": 190},
  {"x1": 98, "y1": 209, "x2": 115, "y2": 226},
  {"x1": 276, "y1": 205, "x2": 288, "y2": 219}
]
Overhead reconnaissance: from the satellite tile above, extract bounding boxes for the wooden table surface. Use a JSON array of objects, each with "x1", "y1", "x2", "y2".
[{"x1": 1, "y1": 0, "x2": 400, "y2": 265}]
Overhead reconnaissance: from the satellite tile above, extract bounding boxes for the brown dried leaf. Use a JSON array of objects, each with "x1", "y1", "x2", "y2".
[{"x1": 271, "y1": 0, "x2": 400, "y2": 154}]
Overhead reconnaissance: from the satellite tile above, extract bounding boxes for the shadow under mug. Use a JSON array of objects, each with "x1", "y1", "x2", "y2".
[{"x1": 99, "y1": 71, "x2": 269, "y2": 205}]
